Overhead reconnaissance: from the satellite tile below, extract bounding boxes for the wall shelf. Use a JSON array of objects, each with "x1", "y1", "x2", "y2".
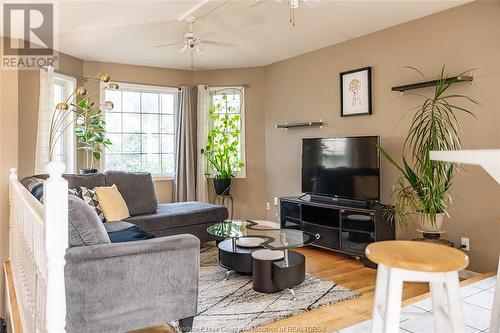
[
  {"x1": 391, "y1": 74, "x2": 473, "y2": 93},
  {"x1": 276, "y1": 120, "x2": 323, "y2": 130}
]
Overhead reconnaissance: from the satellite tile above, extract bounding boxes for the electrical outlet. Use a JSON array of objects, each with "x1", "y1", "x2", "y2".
[
  {"x1": 266, "y1": 202, "x2": 271, "y2": 211},
  {"x1": 461, "y1": 237, "x2": 470, "y2": 251}
]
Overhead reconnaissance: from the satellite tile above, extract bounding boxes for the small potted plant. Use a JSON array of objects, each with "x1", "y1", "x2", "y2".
[
  {"x1": 379, "y1": 67, "x2": 477, "y2": 232},
  {"x1": 74, "y1": 99, "x2": 112, "y2": 174},
  {"x1": 201, "y1": 94, "x2": 244, "y2": 195}
]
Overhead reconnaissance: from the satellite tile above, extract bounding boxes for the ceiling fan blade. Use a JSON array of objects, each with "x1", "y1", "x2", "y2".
[
  {"x1": 201, "y1": 40, "x2": 235, "y2": 47},
  {"x1": 154, "y1": 42, "x2": 182, "y2": 48},
  {"x1": 249, "y1": 0, "x2": 265, "y2": 7},
  {"x1": 303, "y1": 0, "x2": 322, "y2": 8}
]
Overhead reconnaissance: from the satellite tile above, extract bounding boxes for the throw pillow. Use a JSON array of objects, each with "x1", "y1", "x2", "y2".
[
  {"x1": 94, "y1": 184, "x2": 130, "y2": 222},
  {"x1": 68, "y1": 195, "x2": 111, "y2": 247},
  {"x1": 80, "y1": 186, "x2": 106, "y2": 223}
]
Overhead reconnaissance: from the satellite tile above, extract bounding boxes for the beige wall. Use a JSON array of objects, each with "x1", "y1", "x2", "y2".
[
  {"x1": 194, "y1": 68, "x2": 268, "y2": 219},
  {"x1": 263, "y1": 1, "x2": 500, "y2": 272},
  {"x1": 0, "y1": 38, "x2": 19, "y2": 316}
]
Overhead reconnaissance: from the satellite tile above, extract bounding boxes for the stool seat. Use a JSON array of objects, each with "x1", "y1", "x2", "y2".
[
  {"x1": 252, "y1": 249, "x2": 284, "y2": 261},
  {"x1": 366, "y1": 240, "x2": 469, "y2": 272}
]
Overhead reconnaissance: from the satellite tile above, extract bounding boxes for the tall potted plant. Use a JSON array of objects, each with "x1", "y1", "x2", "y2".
[
  {"x1": 379, "y1": 67, "x2": 477, "y2": 231},
  {"x1": 74, "y1": 99, "x2": 112, "y2": 174},
  {"x1": 201, "y1": 94, "x2": 244, "y2": 195}
]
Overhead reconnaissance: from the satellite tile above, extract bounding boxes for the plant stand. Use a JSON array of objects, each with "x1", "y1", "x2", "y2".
[
  {"x1": 214, "y1": 194, "x2": 234, "y2": 221},
  {"x1": 413, "y1": 230, "x2": 454, "y2": 248}
]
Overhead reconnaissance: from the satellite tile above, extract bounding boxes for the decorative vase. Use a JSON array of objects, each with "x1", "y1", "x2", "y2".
[
  {"x1": 213, "y1": 178, "x2": 231, "y2": 195},
  {"x1": 79, "y1": 168, "x2": 98, "y2": 175},
  {"x1": 418, "y1": 213, "x2": 445, "y2": 233}
]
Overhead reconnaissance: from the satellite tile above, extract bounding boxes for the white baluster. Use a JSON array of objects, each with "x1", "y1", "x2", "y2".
[
  {"x1": 9, "y1": 168, "x2": 17, "y2": 260},
  {"x1": 43, "y1": 161, "x2": 68, "y2": 333}
]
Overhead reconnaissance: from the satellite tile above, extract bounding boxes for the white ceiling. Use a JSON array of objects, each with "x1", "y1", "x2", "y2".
[{"x1": 56, "y1": 0, "x2": 471, "y2": 70}]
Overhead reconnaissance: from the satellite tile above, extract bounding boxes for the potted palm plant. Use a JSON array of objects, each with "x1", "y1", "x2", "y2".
[
  {"x1": 379, "y1": 67, "x2": 478, "y2": 232},
  {"x1": 201, "y1": 94, "x2": 244, "y2": 195},
  {"x1": 74, "y1": 99, "x2": 112, "y2": 174}
]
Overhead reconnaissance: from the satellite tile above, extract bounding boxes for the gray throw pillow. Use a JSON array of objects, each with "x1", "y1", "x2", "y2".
[{"x1": 68, "y1": 195, "x2": 111, "y2": 247}]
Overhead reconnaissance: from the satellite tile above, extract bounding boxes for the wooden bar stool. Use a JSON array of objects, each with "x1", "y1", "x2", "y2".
[{"x1": 366, "y1": 240, "x2": 469, "y2": 333}]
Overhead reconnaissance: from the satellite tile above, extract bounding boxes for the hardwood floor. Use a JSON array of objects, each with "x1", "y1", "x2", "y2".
[
  {"x1": 243, "y1": 246, "x2": 430, "y2": 332},
  {"x1": 140, "y1": 245, "x2": 431, "y2": 333}
]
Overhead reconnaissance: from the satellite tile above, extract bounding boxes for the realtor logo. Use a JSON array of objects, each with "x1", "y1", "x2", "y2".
[
  {"x1": 2, "y1": 3, "x2": 57, "y2": 69},
  {"x1": 3, "y1": 3, "x2": 53, "y2": 55}
]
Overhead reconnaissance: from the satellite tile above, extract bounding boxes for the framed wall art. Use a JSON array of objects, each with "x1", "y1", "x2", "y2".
[{"x1": 340, "y1": 67, "x2": 372, "y2": 117}]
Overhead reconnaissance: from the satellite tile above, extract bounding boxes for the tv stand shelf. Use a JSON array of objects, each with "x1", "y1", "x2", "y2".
[{"x1": 279, "y1": 196, "x2": 395, "y2": 267}]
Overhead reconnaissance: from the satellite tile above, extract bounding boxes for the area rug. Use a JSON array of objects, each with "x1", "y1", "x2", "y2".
[{"x1": 175, "y1": 245, "x2": 360, "y2": 332}]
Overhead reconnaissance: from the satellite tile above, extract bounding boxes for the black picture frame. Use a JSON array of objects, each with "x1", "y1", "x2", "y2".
[{"x1": 340, "y1": 67, "x2": 372, "y2": 117}]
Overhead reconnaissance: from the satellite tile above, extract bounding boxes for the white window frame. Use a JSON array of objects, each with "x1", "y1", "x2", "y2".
[
  {"x1": 54, "y1": 73, "x2": 76, "y2": 173},
  {"x1": 100, "y1": 81, "x2": 178, "y2": 179},
  {"x1": 207, "y1": 86, "x2": 246, "y2": 178}
]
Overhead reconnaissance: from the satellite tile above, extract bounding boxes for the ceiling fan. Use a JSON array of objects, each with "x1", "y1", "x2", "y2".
[
  {"x1": 249, "y1": 0, "x2": 321, "y2": 26},
  {"x1": 155, "y1": 16, "x2": 234, "y2": 68}
]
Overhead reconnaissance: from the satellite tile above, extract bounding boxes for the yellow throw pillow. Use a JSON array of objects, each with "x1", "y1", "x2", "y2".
[{"x1": 94, "y1": 184, "x2": 130, "y2": 222}]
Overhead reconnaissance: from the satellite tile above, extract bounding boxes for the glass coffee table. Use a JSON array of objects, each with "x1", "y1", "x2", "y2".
[{"x1": 207, "y1": 220, "x2": 316, "y2": 299}]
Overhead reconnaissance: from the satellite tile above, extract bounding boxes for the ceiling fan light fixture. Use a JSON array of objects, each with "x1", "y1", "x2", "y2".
[{"x1": 289, "y1": 0, "x2": 300, "y2": 9}]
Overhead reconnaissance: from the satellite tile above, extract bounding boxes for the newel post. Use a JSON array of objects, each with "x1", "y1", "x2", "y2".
[{"x1": 44, "y1": 161, "x2": 68, "y2": 333}]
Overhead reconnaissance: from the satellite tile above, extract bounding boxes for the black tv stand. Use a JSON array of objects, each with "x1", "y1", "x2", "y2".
[{"x1": 279, "y1": 196, "x2": 395, "y2": 267}]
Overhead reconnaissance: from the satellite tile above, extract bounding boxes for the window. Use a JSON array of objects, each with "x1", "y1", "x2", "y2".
[
  {"x1": 102, "y1": 82, "x2": 177, "y2": 177},
  {"x1": 52, "y1": 73, "x2": 76, "y2": 173},
  {"x1": 208, "y1": 86, "x2": 246, "y2": 178}
]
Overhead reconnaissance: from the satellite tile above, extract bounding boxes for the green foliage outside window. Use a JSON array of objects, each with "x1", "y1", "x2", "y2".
[{"x1": 201, "y1": 93, "x2": 244, "y2": 180}]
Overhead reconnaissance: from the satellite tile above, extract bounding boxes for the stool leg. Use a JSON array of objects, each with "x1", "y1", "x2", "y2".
[
  {"x1": 383, "y1": 268, "x2": 403, "y2": 333},
  {"x1": 430, "y1": 280, "x2": 447, "y2": 332},
  {"x1": 444, "y1": 271, "x2": 465, "y2": 333},
  {"x1": 371, "y1": 264, "x2": 389, "y2": 333}
]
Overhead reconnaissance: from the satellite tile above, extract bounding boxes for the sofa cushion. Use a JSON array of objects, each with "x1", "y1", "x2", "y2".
[
  {"x1": 104, "y1": 171, "x2": 157, "y2": 216},
  {"x1": 68, "y1": 195, "x2": 111, "y2": 247},
  {"x1": 22, "y1": 173, "x2": 105, "y2": 195},
  {"x1": 104, "y1": 221, "x2": 155, "y2": 243},
  {"x1": 64, "y1": 173, "x2": 106, "y2": 190},
  {"x1": 124, "y1": 202, "x2": 228, "y2": 233}
]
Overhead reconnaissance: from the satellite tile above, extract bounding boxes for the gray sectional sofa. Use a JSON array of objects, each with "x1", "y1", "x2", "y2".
[{"x1": 21, "y1": 170, "x2": 229, "y2": 332}]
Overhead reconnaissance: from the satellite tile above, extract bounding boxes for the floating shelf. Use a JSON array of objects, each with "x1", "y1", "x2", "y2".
[
  {"x1": 276, "y1": 120, "x2": 323, "y2": 129},
  {"x1": 392, "y1": 74, "x2": 473, "y2": 93}
]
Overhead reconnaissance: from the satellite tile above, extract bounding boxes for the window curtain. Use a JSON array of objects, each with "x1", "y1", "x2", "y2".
[
  {"x1": 173, "y1": 86, "x2": 196, "y2": 202},
  {"x1": 34, "y1": 66, "x2": 54, "y2": 175},
  {"x1": 196, "y1": 85, "x2": 210, "y2": 203}
]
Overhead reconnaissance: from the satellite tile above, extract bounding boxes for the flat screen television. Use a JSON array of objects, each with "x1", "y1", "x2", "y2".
[{"x1": 302, "y1": 136, "x2": 380, "y2": 202}]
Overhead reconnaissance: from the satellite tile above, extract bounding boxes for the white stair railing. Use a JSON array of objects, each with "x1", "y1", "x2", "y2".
[{"x1": 8, "y1": 161, "x2": 69, "y2": 333}]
